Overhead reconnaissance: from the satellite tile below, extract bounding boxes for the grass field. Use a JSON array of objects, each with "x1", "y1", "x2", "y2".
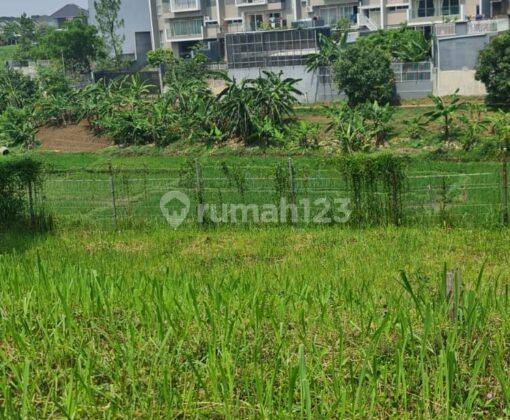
[
  {"x1": 0, "y1": 226, "x2": 509, "y2": 417},
  {"x1": 0, "y1": 45, "x2": 16, "y2": 65}
]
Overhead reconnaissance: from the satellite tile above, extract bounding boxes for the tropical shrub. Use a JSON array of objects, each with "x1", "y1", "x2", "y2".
[
  {"x1": 475, "y1": 31, "x2": 510, "y2": 106},
  {"x1": 326, "y1": 103, "x2": 372, "y2": 153},
  {"x1": 36, "y1": 92, "x2": 85, "y2": 127},
  {"x1": 356, "y1": 26, "x2": 430, "y2": 62},
  {"x1": 458, "y1": 103, "x2": 488, "y2": 151},
  {"x1": 333, "y1": 44, "x2": 395, "y2": 106},
  {"x1": 359, "y1": 101, "x2": 394, "y2": 146},
  {"x1": 326, "y1": 101, "x2": 394, "y2": 152},
  {"x1": 0, "y1": 106, "x2": 39, "y2": 148},
  {"x1": 306, "y1": 32, "x2": 348, "y2": 71},
  {"x1": 286, "y1": 121, "x2": 321, "y2": 148},
  {"x1": 217, "y1": 72, "x2": 301, "y2": 144},
  {"x1": 0, "y1": 68, "x2": 37, "y2": 113},
  {"x1": 424, "y1": 90, "x2": 462, "y2": 142},
  {"x1": 36, "y1": 64, "x2": 72, "y2": 96}
]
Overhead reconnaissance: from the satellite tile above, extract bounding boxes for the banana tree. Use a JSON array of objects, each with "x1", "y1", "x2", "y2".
[{"x1": 424, "y1": 90, "x2": 462, "y2": 142}]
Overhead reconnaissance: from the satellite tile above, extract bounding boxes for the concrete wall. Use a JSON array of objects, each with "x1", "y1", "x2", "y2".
[
  {"x1": 229, "y1": 65, "x2": 340, "y2": 103},
  {"x1": 436, "y1": 33, "x2": 490, "y2": 70},
  {"x1": 434, "y1": 69, "x2": 486, "y2": 96},
  {"x1": 228, "y1": 65, "x2": 432, "y2": 103},
  {"x1": 88, "y1": 0, "x2": 153, "y2": 57},
  {"x1": 433, "y1": 32, "x2": 491, "y2": 96}
]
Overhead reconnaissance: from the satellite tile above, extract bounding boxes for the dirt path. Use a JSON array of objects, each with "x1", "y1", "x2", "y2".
[{"x1": 38, "y1": 121, "x2": 110, "y2": 152}]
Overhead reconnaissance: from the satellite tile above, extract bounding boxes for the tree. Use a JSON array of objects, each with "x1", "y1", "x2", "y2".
[
  {"x1": 93, "y1": 0, "x2": 125, "y2": 64},
  {"x1": 333, "y1": 43, "x2": 394, "y2": 106},
  {"x1": 475, "y1": 32, "x2": 510, "y2": 106},
  {"x1": 1, "y1": 21, "x2": 20, "y2": 45},
  {"x1": 14, "y1": 13, "x2": 37, "y2": 60},
  {"x1": 36, "y1": 19, "x2": 104, "y2": 73}
]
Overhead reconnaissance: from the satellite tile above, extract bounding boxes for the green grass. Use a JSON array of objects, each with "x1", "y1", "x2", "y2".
[
  {"x1": 0, "y1": 45, "x2": 16, "y2": 65},
  {"x1": 31, "y1": 153, "x2": 506, "y2": 228},
  {"x1": 0, "y1": 226, "x2": 509, "y2": 416}
]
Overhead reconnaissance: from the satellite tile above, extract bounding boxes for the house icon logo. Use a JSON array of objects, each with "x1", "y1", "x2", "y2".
[{"x1": 160, "y1": 191, "x2": 190, "y2": 228}]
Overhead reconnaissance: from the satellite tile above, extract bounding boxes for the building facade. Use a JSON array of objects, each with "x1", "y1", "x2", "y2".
[
  {"x1": 149, "y1": 0, "x2": 509, "y2": 58},
  {"x1": 87, "y1": 0, "x2": 509, "y2": 61}
]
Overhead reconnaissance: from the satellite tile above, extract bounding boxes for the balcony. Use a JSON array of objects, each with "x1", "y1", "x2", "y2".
[
  {"x1": 170, "y1": 0, "x2": 201, "y2": 12},
  {"x1": 409, "y1": 4, "x2": 464, "y2": 23},
  {"x1": 434, "y1": 22, "x2": 456, "y2": 36},
  {"x1": 467, "y1": 18, "x2": 509, "y2": 33},
  {"x1": 359, "y1": 0, "x2": 380, "y2": 8},
  {"x1": 165, "y1": 18, "x2": 204, "y2": 41},
  {"x1": 235, "y1": 0, "x2": 268, "y2": 6}
]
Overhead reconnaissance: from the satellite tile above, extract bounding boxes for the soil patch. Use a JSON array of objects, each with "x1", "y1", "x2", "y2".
[{"x1": 38, "y1": 121, "x2": 110, "y2": 152}]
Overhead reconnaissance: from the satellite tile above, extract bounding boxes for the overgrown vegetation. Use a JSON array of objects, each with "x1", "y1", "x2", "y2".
[
  {"x1": 0, "y1": 157, "x2": 42, "y2": 223},
  {"x1": 475, "y1": 31, "x2": 510, "y2": 107},
  {"x1": 336, "y1": 153, "x2": 407, "y2": 225}
]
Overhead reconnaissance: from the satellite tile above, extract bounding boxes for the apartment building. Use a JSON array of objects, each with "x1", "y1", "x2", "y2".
[
  {"x1": 149, "y1": 0, "x2": 508, "y2": 58},
  {"x1": 87, "y1": 0, "x2": 509, "y2": 61}
]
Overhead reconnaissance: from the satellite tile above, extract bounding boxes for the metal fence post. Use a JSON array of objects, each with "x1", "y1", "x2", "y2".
[
  {"x1": 27, "y1": 180, "x2": 35, "y2": 227},
  {"x1": 502, "y1": 147, "x2": 509, "y2": 226},
  {"x1": 195, "y1": 160, "x2": 204, "y2": 225},
  {"x1": 288, "y1": 158, "x2": 297, "y2": 224},
  {"x1": 109, "y1": 162, "x2": 118, "y2": 230}
]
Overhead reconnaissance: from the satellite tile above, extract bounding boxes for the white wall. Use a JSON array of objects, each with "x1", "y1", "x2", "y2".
[{"x1": 88, "y1": 0, "x2": 152, "y2": 57}]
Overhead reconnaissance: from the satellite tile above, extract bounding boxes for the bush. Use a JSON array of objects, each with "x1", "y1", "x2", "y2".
[
  {"x1": 326, "y1": 101, "x2": 394, "y2": 152},
  {"x1": 336, "y1": 153, "x2": 408, "y2": 225},
  {"x1": 0, "y1": 106, "x2": 39, "y2": 148},
  {"x1": 356, "y1": 26, "x2": 430, "y2": 62},
  {"x1": 475, "y1": 31, "x2": 510, "y2": 106},
  {"x1": 333, "y1": 44, "x2": 395, "y2": 106},
  {"x1": 217, "y1": 71, "x2": 301, "y2": 145},
  {"x1": 0, "y1": 157, "x2": 42, "y2": 223},
  {"x1": 36, "y1": 64, "x2": 72, "y2": 97},
  {"x1": 0, "y1": 67, "x2": 37, "y2": 113}
]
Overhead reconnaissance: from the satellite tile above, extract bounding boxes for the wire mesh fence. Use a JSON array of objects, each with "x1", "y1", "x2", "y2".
[{"x1": 34, "y1": 159, "x2": 509, "y2": 229}]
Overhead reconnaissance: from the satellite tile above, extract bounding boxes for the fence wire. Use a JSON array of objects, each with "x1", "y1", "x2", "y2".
[{"x1": 37, "y1": 162, "x2": 508, "y2": 228}]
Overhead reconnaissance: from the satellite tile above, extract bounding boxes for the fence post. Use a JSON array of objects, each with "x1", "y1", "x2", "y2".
[
  {"x1": 288, "y1": 158, "x2": 297, "y2": 224},
  {"x1": 501, "y1": 147, "x2": 508, "y2": 226},
  {"x1": 109, "y1": 162, "x2": 118, "y2": 230},
  {"x1": 27, "y1": 180, "x2": 35, "y2": 227},
  {"x1": 445, "y1": 269, "x2": 462, "y2": 322},
  {"x1": 195, "y1": 160, "x2": 204, "y2": 225}
]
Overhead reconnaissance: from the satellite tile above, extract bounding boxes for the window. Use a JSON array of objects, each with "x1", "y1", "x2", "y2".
[
  {"x1": 167, "y1": 19, "x2": 203, "y2": 37},
  {"x1": 318, "y1": 5, "x2": 356, "y2": 26},
  {"x1": 442, "y1": 0, "x2": 459, "y2": 15},
  {"x1": 417, "y1": 0, "x2": 435, "y2": 16}
]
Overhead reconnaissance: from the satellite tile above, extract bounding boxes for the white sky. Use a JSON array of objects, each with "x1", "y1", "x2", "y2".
[{"x1": 0, "y1": 0, "x2": 89, "y2": 17}]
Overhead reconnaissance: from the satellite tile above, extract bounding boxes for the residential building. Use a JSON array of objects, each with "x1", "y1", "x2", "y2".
[
  {"x1": 148, "y1": 0, "x2": 509, "y2": 59},
  {"x1": 87, "y1": 0, "x2": 509, "y2": 62},
  {"x1": 50, "y1": 4, "x2": 89, "y2": 28}
]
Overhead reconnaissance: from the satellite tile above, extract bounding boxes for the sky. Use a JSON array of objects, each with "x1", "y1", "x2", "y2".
[{"x1": 0, "y1": 0, "x2": 89, "y2": 17}]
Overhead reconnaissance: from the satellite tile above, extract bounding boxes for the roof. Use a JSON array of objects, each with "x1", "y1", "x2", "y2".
[{"x1": 50, "y1": 4, "x2": 88, "y2": 19}]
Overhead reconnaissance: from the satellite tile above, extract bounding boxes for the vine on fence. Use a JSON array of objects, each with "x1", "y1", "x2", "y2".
[
  {"x1": 336, "y1": 153, "x2": 408, "y2": 225},
  {"x1": 220, "y1": 162, "x2": 247, "y2": 198},
  {"x1": 0, "y1": 157, "x2": 49, "y2": 229}
]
